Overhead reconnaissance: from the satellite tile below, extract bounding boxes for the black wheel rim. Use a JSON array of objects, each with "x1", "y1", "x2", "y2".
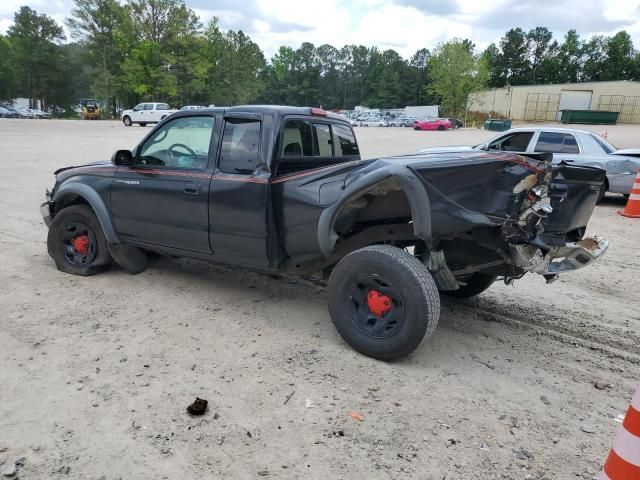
[
  {"x1": 346, "y1": 274, "x2": 405, "y2": 339},
  {"x1": 61, "y1": 221, "x2": 97, "y2": 267}
]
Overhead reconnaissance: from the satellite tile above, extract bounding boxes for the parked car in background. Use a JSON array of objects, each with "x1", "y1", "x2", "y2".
[
  {"x1": 180, "y1": 105, "x2": 206, "y2": 110},
  {"x1": 414, "y1": 118, "x2": 451, "y2": 131},
  {"x1": 389, "y1": 116, "x2": 416, "y2": 127},
  {"x1": 360, "y1": 117, "x2": 388, "y2": 127},
  {"x1": 0, "y1": 106, "x2": 19, "y2": 118},
  {"x1": 121, "y1": 102, "x2": 178, "y2": 126},
  {"x1": 447, "y1": 117, "x2": 464, "y2": 129},
  {"x1": 419, "y1": 127, "x2": 640, "y2": 199},
  {"x1": 33, "y1": 109, "x2": 51, "y2": 119},
  {"x1": 17, "y1": 108, "x2": 38, "y2": 119}
]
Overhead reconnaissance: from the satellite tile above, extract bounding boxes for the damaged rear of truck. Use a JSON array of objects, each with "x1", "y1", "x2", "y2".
[
  {"x1": 310, "y1": 151, "x2": 607, "y2": 286},
  {"x1": 307, "y1": 150, "x2": 607, "y2": 358}
]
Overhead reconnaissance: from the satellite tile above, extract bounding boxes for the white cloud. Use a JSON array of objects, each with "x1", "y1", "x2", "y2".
[{"x1": 1, "y1": 0, "x2": 640, "y2": 59}]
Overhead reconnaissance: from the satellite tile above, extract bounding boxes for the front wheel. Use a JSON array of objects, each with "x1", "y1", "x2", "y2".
[
  {"x1": 47, "y1": 205, "x2": 112, "y2": 276},
  {"x1": 442, "y1": 273, "x2": 496, "y2": 299},
  {"x1": 122, "y1": 115, "x2": 132, "y2": 127},
  {"x1": 328, "y1": 245, "x2": 440, "y2": 361}
]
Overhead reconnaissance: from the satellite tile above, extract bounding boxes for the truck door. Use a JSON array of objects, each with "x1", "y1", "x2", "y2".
[
  {"x1": 130, "y1": 104, "x2": 144, "y2": 122},
  {"x1": 110, "y1": 114, "x2": 218, "y2": 253},
  {"x1": 208, "y1": 113, "x2": 272, "y2": 269}
]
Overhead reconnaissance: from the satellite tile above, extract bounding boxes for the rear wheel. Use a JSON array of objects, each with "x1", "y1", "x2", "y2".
[
  {"x1": 122, "y1": 115, "x2": 132, "y2": 127},
  {"x1": 328, "y1": 245, "x2": 440, "y2": 361},
  {"x1": 47, "y1": 205, "x2": 111, "y2": 276},
  {"x1": 443, "y1": 272, "x2": 496, "y2": 299},
  {"x1": 437, "y1": 125, "x2": 445, "y2": 131},
  {"x1": 139, "y1": 122, "x2": 147, "y2": 127}
]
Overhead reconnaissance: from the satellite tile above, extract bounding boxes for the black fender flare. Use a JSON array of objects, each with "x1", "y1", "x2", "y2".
[
  {"x1": 317, "y1": 164, "x2": 432, "y2": 257},
  {"x1": 53, "y1": 182, "x2": 120, "y2": 244}
]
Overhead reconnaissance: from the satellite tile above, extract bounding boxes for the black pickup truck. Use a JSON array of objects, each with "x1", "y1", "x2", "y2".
[{"x1": 41, "y1": 106, "x2": 608, "y2": 360}]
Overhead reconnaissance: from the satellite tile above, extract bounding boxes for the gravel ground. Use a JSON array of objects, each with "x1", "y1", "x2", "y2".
[{"x1": 0, "y1": 119, "x2": 638, "y2": 480}]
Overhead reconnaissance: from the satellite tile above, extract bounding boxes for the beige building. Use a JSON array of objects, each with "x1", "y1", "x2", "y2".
[{"x1": 467, "y1": 80, "x2": 640, "y2": 123}]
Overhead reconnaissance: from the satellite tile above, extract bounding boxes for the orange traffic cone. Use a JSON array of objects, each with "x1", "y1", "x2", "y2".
[
  {"x1": 618, "y1": 169, "x2": 640, "y2": 218},
  {"x1": 599, "y1": 385, "x2": 640, "y2": 479}
]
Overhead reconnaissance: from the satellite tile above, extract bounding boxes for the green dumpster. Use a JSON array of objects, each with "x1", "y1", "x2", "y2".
[
  {"x1": 560, "y1": 110, "x2": 619, "y2": 124},
  {"x1": 484, "y1": 118, "x2": 512, "y2": 132}
]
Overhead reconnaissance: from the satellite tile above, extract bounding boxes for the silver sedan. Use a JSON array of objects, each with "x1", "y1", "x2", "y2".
[{"x1": 420, "y1": 127, "x2": 639, "y2": 198}]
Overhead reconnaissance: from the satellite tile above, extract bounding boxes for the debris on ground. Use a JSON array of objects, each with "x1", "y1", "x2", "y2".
[
  {"x1": 186, "y1": 397, "x2": 208, "y2": 415},
  {"x1": 283, "y1": 390, "x2": 295, "y2": 405},
  {"x1": 350, "y1": 411, "x2": 364, "y2": 422}
]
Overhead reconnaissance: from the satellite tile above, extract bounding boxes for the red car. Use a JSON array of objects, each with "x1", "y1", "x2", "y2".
[{"x1": 414, "y1": 118, "x2": 451, "y2": 131}]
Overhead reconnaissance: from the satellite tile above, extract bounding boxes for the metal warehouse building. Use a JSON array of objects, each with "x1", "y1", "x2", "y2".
[{"x1": 467, "y1": 80, "x2": 640, "y2": 123}]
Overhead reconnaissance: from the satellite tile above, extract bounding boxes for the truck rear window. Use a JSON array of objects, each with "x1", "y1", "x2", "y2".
[
  {"x1": 277, "y1": 119, "x2": 359, "y2": 175},
  {"x1": 333, "y1": 124, "x2": 359, "y2": 157}
]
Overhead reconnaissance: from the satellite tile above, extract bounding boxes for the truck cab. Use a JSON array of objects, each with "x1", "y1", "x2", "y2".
[{"x1": 109, "y1": 106, "x2": 361, "y2": 269}]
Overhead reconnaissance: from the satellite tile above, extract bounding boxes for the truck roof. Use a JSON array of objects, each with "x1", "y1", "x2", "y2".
[{"x1": 171, "y1": 105, "x2": 348, "y2": 122}]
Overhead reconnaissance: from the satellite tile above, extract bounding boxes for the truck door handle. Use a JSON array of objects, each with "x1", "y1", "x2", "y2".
[{"x1": 184, "y1": 184, "x2": 200, "y2": 195}]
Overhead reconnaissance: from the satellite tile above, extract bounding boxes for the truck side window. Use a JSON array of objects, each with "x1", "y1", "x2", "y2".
[
  {"x1": 282, "y1": 120, "x2": 313, "y2": 156},
  {"x1": 137, "y1": 116, "x2": 214, "y2": 170},
  {"x1": 143, "y1": 104, "x2": 154, "y2": 111},
  {"x1": 332, "y1": 124, "x2": 359, "y2": 156},
  {"x1": 219, "y1": 119, "x2": 261, "y2": 174}
]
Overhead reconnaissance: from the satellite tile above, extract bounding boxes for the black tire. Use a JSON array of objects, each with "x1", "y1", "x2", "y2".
[
  {"x1": 122, "y1": 115, "x2": 132, "y2": 127},
  {"x1": 437, "y1": 125, "x2": 445, "y2": 131},
  {"x1": 139, "y1": 122, "x2": 147, "y2": 127},
  {"x1": 443, "y1": 273, "x2": 496, "y2": 299},
  {"x1": 47, "y1": 205, "x2": 111, "y2": 276},
  {"x1": 328, "y1": 245, "x2": 440, "y2": 361}
]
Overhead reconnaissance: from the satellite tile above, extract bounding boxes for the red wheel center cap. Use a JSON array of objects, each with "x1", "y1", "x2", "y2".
[
  {"x1": 73, "y1": 235, "x2": 89, "y2": 255},
  {"x1": 367, "y1": 290, "x2": 393, "y2": 317}
]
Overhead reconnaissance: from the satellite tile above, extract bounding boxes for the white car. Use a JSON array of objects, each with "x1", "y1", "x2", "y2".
[
  {"x1": 180, "y1": 105, "x2": 206, "y2": 110},
  {"x1": 121, "y1": 102, "x2": 178, "y2": 127},
  {"x1": 360, "y1": 118, "x2": 388, "y2": 127},
  {"x1": 17, "y1": 108, "x2": 50, "y2": 119}
]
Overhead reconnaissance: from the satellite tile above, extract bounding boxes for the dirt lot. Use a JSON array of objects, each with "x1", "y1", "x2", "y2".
[{"x1": 1, "y1": 119, "x2": 639, "y2": 479}]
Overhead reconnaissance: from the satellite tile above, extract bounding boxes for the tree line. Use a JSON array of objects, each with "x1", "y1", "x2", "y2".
[{"x1": 1, "y1": 0, "x2": 639, "y2": 118}]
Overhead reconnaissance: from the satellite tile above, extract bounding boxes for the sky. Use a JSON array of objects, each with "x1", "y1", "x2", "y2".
[{"x1": 1, "y1": 0, "x2": 639, "y2": 58}]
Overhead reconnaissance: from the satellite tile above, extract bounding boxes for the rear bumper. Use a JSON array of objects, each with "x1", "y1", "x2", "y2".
[
  {"x1": 40, "y1": 201, "x2": 52, "y2": 227},
  {"x1": 521, "y1": 237, "x2": 609, "y2": 275}
]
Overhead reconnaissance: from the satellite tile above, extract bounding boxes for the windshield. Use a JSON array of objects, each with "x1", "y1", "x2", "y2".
[{"x1": 590, "y1": 133, "x2": 617, "y2": 153}]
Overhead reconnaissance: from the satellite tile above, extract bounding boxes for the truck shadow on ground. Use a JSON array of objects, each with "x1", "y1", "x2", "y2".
[{"x1": 133, "y1": 255, "x2": 549, "y2": 364}]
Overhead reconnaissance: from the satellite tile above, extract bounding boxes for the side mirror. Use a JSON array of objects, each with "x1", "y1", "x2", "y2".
[{"x1": 112, "y1": 149, "x2": 133, "y2": 166}]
